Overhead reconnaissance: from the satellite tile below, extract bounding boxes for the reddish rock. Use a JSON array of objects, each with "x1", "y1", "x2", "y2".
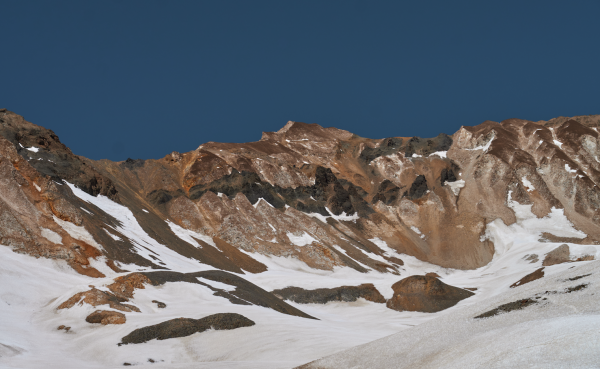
[{"x1": 386, "y1": 275, "x2": 474, "y2": 313}]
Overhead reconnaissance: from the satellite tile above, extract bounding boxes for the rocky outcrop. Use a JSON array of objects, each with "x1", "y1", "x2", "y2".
[
  {"x1": 272, "y1": 284, "x2": 385, "y2": 304},
  {"x1": 86, "y1": 310, "x2": 126, "y2": 325},
  {"x1": 140, "y1": 270, "x2": 317, "y2": 319},
  {"x1": 57, "y1": 270, "x2": 316, "y2": 320},
  {"x1": 386, "y1": 275, "x2": 474, "y2": 313},
  {"x1": 0, "y1": 110, "x2": 119, "y2": 201},
  {"x1": 474, "y1": 298, "x2": 539, "y2": 319},
  {"x1": 120, "y1": 313, "x2": 255, "y2": 344},
  {"x1": 57, "y1": 287, "x2": 141, "y2": 313},
  {"x1": 511, "y1": 268, "x2": 545, "y2": 288}
]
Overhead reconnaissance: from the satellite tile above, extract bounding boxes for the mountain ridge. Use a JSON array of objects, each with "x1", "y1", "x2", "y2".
[{"x1": 1, "y1": 107, "x2": 599, "y2": 368}]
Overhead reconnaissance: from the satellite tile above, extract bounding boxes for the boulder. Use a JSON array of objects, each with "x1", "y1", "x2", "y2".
[
  {"x1": 542, "y1": 244, "x2": 570, "y2": 266},
  {"x1": 272, "y1": 284, "x2": 385, "y2": 304},
  {"x1": 86, "y1": 310, "x2": 126, "y2": 325},
  {"x1": 386, "y1": 275, "x2": 474, "y2": 313}
]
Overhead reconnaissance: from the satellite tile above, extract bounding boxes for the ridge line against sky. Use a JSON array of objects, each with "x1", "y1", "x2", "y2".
[{"x1": 2, "y1": 0, "x2": 599, "y2": 161}]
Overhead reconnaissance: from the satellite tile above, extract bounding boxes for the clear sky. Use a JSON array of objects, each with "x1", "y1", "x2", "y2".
[{"x1": 2, "y1": 1, "x2": 599, "y2": 161}]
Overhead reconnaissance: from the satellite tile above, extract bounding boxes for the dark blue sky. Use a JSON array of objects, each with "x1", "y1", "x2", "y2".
[{"x1": 2, "y1": 1, "x2": 599, "y2": 161}]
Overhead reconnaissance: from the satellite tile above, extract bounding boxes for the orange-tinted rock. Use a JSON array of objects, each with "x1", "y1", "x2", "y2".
[
  {"x1": 86, "y1": 310, "x2": 126, "y2": 325},
  {"x1": 57, "y1": 287, "x2": 140, "y2": 313},
  {"x1": 386, "y1": 275, "x2": 474, "y2": 313}
]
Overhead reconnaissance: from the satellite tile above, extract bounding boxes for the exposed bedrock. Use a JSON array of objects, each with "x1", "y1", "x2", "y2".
[
  {"x1": 0, "y1": 110, "x2": 119, "y2": 201},
  {"x1": 1, "y1": 110, "x2": 600, "y2": 275},
  {"x1": 120, "y1": 313, "x2": 255, "y2": 345},
  {"x1": 386, "y1": 275, "x2": 474, "y2": 313},
  {"x1": 272, "y1": 284, "x2": 386, "y2": 304}
]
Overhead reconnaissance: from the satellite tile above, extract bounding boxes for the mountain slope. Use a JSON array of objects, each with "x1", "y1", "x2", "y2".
[{"x1": 0, "y1": 108, "x2": 599, "y2": 368}]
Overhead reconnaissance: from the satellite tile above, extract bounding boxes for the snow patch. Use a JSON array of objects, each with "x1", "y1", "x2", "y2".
[
  {"x1": 286, "y1": 232, "x2": 317, "y2": 247},
  {"x1": 327, "y1": 208, "x2": 359, "y2": 222},
  {"x1": 167, "y1": 220, "x2": 216, "y2": 248},
  {"x1": 553, "y1": 139, "x2": 563, "y2": 149},
  {"x1": 521, "y1": 176, "x2": 534, "y2": 192},
  {"x1": 410, "y1": 226, "x2": 426, "y2": 239},
  {"x1": 40, "y1": 228, "x2": 62, "y2": 244},
  {"x1": 445, "y1": 179, "x2": 465, "y2": 196},
  {"x1": 104, "y1": 228, "x2": 122, "y2": 241},
  {"x1": 53, "y1": 216, "x2": 103, "y2": 250},
  {"x1": 466, "y1": 133, "x2": 494, "y2": 152},
  {"x1": 25, "y1": 147, "x2": 39, "y2": 153},
  {"x1": 565, "y1": 163, "x2": 577, "y2": 173},
  {"x1": 430, "y1": 151, "x2": 447, "y2": 158}
]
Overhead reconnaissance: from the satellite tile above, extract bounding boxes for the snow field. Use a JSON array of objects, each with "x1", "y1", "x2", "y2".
[{"x1": 1, "y1": 180, "x2": 598, "y2": 368}]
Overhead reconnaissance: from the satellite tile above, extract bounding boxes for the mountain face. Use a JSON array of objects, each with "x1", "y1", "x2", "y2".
[{"x1": 1, "y1": 107, "x2": 599, "y2": 368}]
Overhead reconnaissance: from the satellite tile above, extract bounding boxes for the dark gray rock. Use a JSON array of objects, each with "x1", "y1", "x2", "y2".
[
  {"x1": 120, "y1": 313, "x2": 255, "y2": 344},
  {"x1": 272, "y1": 284, "x2": 386, "y2": 304}
]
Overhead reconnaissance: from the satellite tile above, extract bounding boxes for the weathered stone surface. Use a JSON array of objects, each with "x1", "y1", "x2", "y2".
[
  {"x1": 86, "y1": 310, "x2": 126, "y2": 325},
  {"x1": 120, "y1": 313, "x2": 254, "y2": 344},
  {"x1": 386, "y1": 275, "x2": 474, "y2": 313},
  {"x1": 543, "y1": 244, "x2": 571, "y2": 266},
  {"x1": 272, "y1": 284, "x2": 385, "y2": 304},
  {"x1": 57, "y1": 287, "x2": 140, "y2": 313}
]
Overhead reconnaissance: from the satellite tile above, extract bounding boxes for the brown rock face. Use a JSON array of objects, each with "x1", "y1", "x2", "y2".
[
  {"x1": 86, "y1": 310, "x2": 126, "y2": 325},
  {"x1": 543, "y1": 244, "x2": 571, "y2": 266},
  {"x1": 386, "y1": 275, "x2": 474, "y2": 313},
  {"x1": 511, "y1": 268, "x2": 545, "y2": 288},
  {"x1": 2, "y1": 110, "x2": 600, "y2": 277}
]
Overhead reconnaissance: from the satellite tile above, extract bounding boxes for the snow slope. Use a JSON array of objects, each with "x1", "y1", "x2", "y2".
[
  {"x1": 301, "y1": 260, "x2": 600, "y2": 369},
  {"x1": 1, "y1": 181, "x2": 599, "y2": 368}
]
